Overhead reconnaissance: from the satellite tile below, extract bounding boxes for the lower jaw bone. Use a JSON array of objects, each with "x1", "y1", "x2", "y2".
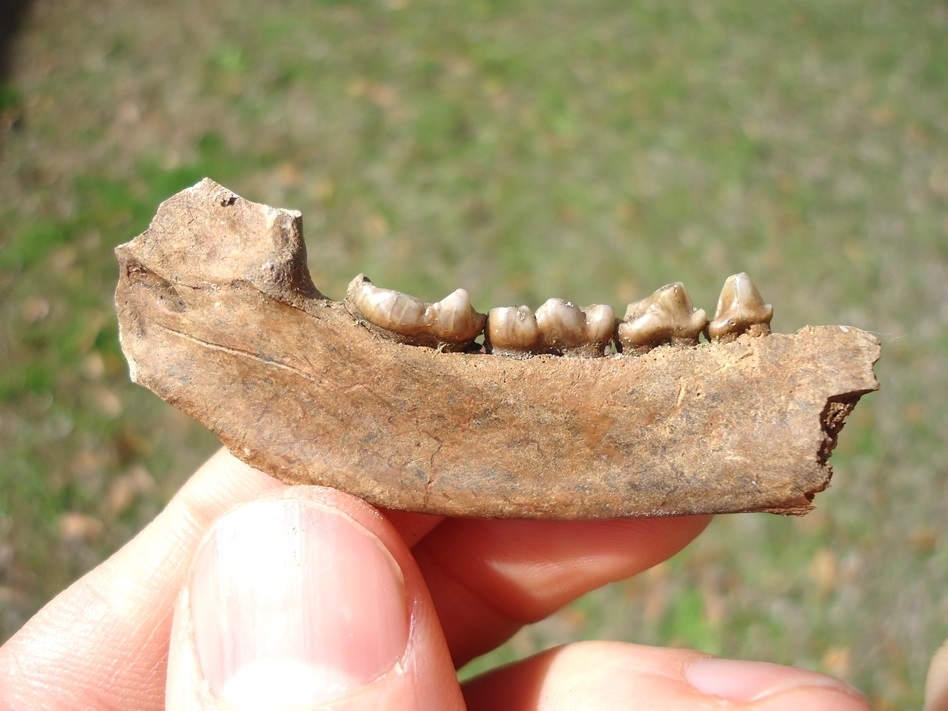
[{"x1": 114, "y1": 179, "x2": 881, "y2": 519}]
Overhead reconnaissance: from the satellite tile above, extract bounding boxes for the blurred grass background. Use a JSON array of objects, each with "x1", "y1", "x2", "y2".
[{"x1": 0, "y1": 0, "x2": 945, "y2": 707}]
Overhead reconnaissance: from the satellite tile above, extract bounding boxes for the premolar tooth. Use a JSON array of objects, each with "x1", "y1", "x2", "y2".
[
  {"x1": 345, "y1": 274, "x2": 486, "y2": 351},
  {"x1": 485, "y1": 305, "x2": 542, "y2": 357},
  {"x1": 426, "y1": 288, "x2": 488, "y2": 343},
  {"x1": 707, "y1": 273, "x2": 773, "y2": 342},
  {"x1": 487, "y1": 299, "x2": 616, "y2": 357},
  {"x1": 616, "y1": 282, "x2": 708, "y2": 354}
]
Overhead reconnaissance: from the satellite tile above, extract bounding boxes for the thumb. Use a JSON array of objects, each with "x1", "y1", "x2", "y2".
[{"x1": 165, "y1": 486, "x2": 464, "y2": 710}]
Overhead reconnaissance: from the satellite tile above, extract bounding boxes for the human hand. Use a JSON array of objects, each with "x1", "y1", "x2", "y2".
[{"x1": 0, "y1": 449, "x2": 871, "y2": 710}]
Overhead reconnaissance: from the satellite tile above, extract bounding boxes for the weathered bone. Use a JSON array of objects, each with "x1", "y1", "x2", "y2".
[
  {"x1": 114, "y1": 179, "x2": 881, "y2": 519},
  {"x1": 708, "y1": 272, "x2": 774, "y2": 342}
]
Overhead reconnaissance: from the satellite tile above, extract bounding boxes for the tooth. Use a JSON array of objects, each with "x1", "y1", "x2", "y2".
[
  {"x1": 425, "y1": 288, "x2": 487, "y2": 343},
  {"x1": 486, "y1": 300, "x2": 616, "y2": 357},
  {"x1": 707, "y1": 273, "x2": 773, "y2": 342},
  {"x1": 534, "y1": 299, "x2": 587, "y2": 351},
  {"x1": 537, "y1": 299, "x2": 617, "y2": 357},
  {"x1": 582, "y1": 303, "x2": 619, "y2": 354},
  {"x1": 485, "y1": 305, "x2": 542, "y2": 357},
  {"x1": 345, "y1": 274, "x2": 486, "y2": 350},
  {"x1": 616, "y1": 282, "x2": 708, "y2": 354}
]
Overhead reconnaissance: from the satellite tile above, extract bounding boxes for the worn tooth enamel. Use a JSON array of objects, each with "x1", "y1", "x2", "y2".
[
  {"x1": 486, "y1": 300, "x2": 615, "y2": 357},
  {"x1": 425, "y1": 288, "x2": 486, "y2": 342},
  {"x1": 582, "y1": 303, "x2": 619, "y2": 354},
  {"x1": 345, "y1": 274, "x2": 486, "y2": 350},
  {"x1": 707, "y1": 273, "x2": 773, "y2": 342},
  {"x1": 616, "y1": 282, "x2": 708, "y2": 354},
  {"x1": 534, "y1": 299, "x2": 587, "y2": 352},
  {"x1": 485, "y1": 305, "x2": 542, "y2": 357}
]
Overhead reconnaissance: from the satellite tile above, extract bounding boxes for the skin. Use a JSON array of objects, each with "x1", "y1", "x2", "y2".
[{"x1": 0, "y1": 449, "x2": 874, "y2": 710}]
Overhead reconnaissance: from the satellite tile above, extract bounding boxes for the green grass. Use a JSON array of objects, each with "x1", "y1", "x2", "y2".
[{"x1": 2, "y1": 0, "x2": 946, "y2": 708}]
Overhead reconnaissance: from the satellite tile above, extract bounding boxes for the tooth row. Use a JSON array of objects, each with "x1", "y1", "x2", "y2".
[{"x1": 344, "y1": 272, "x2": 773, "y2": 357}]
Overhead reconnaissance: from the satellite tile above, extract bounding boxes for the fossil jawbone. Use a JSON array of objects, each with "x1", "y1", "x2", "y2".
[{"x1": 114, "y1": 179, "x2": 880, "y2": 519}]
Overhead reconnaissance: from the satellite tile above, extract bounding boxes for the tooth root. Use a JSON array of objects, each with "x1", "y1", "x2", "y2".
[
  {"x1": 345, "y1": 274, "x2": 486, "y2": 351},
  {"x1": 616, "y1": 282, "x2": 708, "y2": 354},
  {"x1": 708, "y1": 273, "x2": 773, "y2": 342},
  {"x1": 486, "y1": 305, "x2": 542, "y2": 357}
]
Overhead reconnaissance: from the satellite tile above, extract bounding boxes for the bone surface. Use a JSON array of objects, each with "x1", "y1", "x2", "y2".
[
  {"x1": 708, "y1": 272, "x2": 774, "y2": 342},
  {"x1": 345, "y1": 274, "x2": 486, "y2": 351},
  {"x1": 114, "y1": 179, "x2": 881, "y2": 519},
  {"x1": 617, "y1": 282, "x2": 709, "y2": 353}
]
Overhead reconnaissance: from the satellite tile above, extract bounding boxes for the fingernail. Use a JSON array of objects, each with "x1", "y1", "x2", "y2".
[
  {"x1": 189, "y1": 498, "x2": 408, "y2": 708},
  {"x1": 685, "y1": 658, "x2": 862, "y2": 703}
]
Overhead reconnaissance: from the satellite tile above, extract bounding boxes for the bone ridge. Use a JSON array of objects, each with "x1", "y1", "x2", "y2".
[{"x1": 344, "y1": 272, "x2": 773, "y2": 357}]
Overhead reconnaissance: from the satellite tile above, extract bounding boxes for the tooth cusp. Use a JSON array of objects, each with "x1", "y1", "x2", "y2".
[
  {"x1": 345, "y1": 274, "x2": 486, "y2": 351},
  {"x1": 707, "y1": 273, "x2": 773, "y2": 342},
  {"x1": 487, "y1": 299, "x2": 616, "y2": 357},
  {"x1": 616, "y1": 282, "x2": 708, "y2": 354}
]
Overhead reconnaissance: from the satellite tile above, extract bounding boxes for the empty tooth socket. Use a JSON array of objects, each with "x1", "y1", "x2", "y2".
[{"x1": 345, "y1": 274, "x2": 772, "y2": 357}]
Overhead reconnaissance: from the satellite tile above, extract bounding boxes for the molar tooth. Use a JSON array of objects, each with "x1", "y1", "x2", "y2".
[
  {"x1": 535, "y1": 299, "x2": 617, "y2": 357},
  {"x1": 345, "y1": 274, "x2": 486, "y2": 351},
  {"x1": 485, "y1": 305, "x2": 542, "y2": 357},
  {"x1": 425, "y1": 288, "x2": 487, "y2": 343},
  {"x1": 534, "y1": 298, "x2": 587, "y2": 352},
  {"x1": 707, "y1": 273, "x2": 773, "y2": 342},
  {"x1": 616, "y1": 282, "x2": 708, "y2": 354},
  {"x1": 346, "y1": 274, "x2": 426, "y2": 332},
  {"x1": 486, "y1": 300, "x2": 615, "y2": 357},
  {"x1": 582, "y1": 303, "x2": 619, "y2": 355}
]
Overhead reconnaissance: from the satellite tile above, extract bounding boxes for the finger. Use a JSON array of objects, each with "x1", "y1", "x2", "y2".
[
  {"x1": 381, "y1": 509, "x2": 446, "y2": 547},
  {"x1": 412, "y1": 515, "x2": 711, "y2": 665},
  {"x1": 926, "y1": 638, "x2": 948, "y2": 711},
  {"x1": 0, "y1": 448, "x2": 286, "y2": 711},
  {"x1": 166, "y1": 486, "x2": 464, "y2": 710},
  {"x1": 463, "y1": 641, "x2": 872, "y2": 711}
]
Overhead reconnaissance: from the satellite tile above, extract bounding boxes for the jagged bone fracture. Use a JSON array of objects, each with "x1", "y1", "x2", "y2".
[{"x1": 114, "y1": 179, "x2": 880, "y2": 519}]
